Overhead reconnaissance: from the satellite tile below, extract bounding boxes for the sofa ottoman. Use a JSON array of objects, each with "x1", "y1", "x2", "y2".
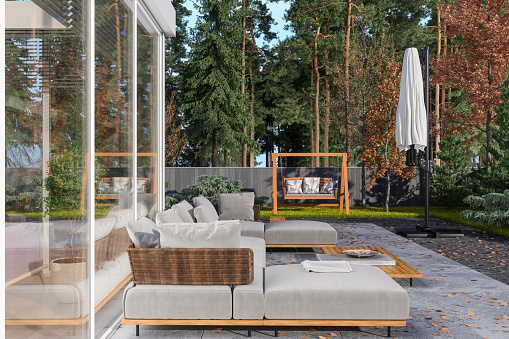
[
  {"x1": 264, "y1": 220, "x2": 337, "y2": 247},
  {"x1": 239, "y1": 220, "x2": 265, "y2": 239},
  {"x1": 264, "y1": 264, "x2": 409, "y2": 320}
]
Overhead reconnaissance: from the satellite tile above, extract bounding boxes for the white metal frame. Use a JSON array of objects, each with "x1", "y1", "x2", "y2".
[{"x1": 1, "y1": 0, "x2": 6, "y2": 335}]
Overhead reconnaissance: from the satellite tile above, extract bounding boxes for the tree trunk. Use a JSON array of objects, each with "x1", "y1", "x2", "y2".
[
  {"x1": 385, "y1": 169, "x2": 390, "y2": 213},
  {"x1": 361, "y1": 163, "x2": 366, "y2": 209},
  {"x1": 314, "y1": 27, "x2": 321, "y2": 166},
  {"x1": 241, "y1": 1, "x2": 247, "y2": 167},
  {"x1": 486, "y1": 64, "x2": 493, "y2": 166},
  {"x1": 435, "y1": 8, "x2": 442, "y2": 166},
  {"x1": 310, "y1": 65, "x2": 315, "y2": 166},
  {"x1": 115, "y1": 0, "x2": 122, "y2": 149},
  {"x1": 324, "y1": 52, "x2": 330, "y2": 166},
  {"x1": 212, "y1": 129, "x2": 218, "y2": 167},
  {"x1": 345, "y1": 0, "x2": 352, "y2": 166},
  {"x1": 249, "y1": 65, "x2": 255, "y2": 167}
]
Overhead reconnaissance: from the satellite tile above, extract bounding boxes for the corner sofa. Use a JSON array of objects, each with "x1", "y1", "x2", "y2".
[{"x1": 122, "y1": 194, "x2": 410, "y2": 337}]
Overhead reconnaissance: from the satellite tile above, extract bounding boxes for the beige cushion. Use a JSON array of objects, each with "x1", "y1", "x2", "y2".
[
  {"x1": 170, "y1": 200, "x2": 196, "y2": 223},
  {"x1": 233, "y1": 266, "x2": 264, "y2": 319},
  {"x1": 107, "y1": 206, "x2": 132, "y2": 229},
  {"x1": 158, "y1": 220, "x2": 240, "y2": 248},
  {"x1": 95, "y1": 217, "x2": 115, "y2": 241},
  {"x1": 193, "y1": 195, "x2": 219, "y2": 223},
  {"x1": 155, "y1": 209, "x2": 184, "y2": 225},
  {"x1": 136, "y1": 201, "x2": 149, "y2": 219},
  {"x1": 264, "y1": 264, "x2": 409, "y2": 320},
  {"x1": 218, "y1": 193, "x2": 254, "y2": 221},
  {"x1": 286, "y1": 179, "x2": 302, "y2": 194},
  {"x1": 239, "y1": 220, "x2": 265, "y2": 239},
  {"x1": 303, "y1": 177, "x2": 320, "y2": 194},
  {"x1": 265, "y1": 220, "x2": 337, "y2": 245}
]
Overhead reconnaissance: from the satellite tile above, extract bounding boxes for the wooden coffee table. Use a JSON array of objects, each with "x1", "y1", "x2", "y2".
[{"x1": 322, "y1": 246, "x2": 423, "y2": 286}]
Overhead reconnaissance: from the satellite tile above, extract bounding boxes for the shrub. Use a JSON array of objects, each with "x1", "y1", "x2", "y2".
[
  {"x1": 182, "y1": 173, "x2": 242, "y2": 204},
  {"x1": 460, "y1": 190, "x2": 509, "y2": 227},
  {"x1": 165, "y1": 193, "x2": 186, "y2": 209}
]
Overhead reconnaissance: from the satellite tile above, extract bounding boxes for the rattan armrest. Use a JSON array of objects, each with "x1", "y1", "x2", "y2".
[{"x1": 126, "y1": 243, "x2": 254, "y2": 285}]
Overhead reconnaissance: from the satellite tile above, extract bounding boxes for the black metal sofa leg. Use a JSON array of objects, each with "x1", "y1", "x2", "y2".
[
  {"x1": 387, "y1": 326, "x2": 391, "y2": 337},
  {"x1": 136, "y1": 324, "x2": 139, "y2": 336},
  {"x1": 274, "y1": 326, "x2": 278, "y2": 337},
  {"x1": 247, "y1": 327, "x2": 251, "y2": 337}
]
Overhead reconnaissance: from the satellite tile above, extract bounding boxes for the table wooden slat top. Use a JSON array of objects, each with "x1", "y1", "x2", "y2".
[{"x1": 322, "y1": 246, "x2": 423, "y2": 279}]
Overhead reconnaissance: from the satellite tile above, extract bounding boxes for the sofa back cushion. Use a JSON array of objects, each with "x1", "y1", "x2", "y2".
[
  {"x1": 156, "y1": 209, "x2": 184, "y2": 225},
  {"x1": 158, "y1": 220, "x2": 240, "y2": 248},
  {"x1": 193, "y1": 195, "x2": 219, "y2": 223},
  {"x1": 218, "y1": 192, "x2": 254, "y2": 221},
  {"x1": 170, "y1": 200, "x2": 196, "y2": 223}
]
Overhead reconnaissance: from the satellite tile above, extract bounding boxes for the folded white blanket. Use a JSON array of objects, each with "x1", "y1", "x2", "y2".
[{"x1": 301, "y1": 260, "x2": 353, "y2": 273}]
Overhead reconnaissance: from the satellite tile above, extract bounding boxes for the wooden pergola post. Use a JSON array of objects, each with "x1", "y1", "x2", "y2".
[{"x1": 271, "y1": 153, "x2": 350, "y2": 215}]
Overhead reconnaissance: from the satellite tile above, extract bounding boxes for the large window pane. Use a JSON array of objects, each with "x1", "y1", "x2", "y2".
[
  {"x1": 5, "y1": 0, "x2": 90, "y2": 337},
  {"x1": 94, "y1": 0, "x2": 135, "y2": 337},
  {"x1": 137, "y1": 18, "x2": 159, "y2": 213}
]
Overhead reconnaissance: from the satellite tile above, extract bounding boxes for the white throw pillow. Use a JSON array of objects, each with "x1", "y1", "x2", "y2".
[
  {"x1": 170, "y1": 200, "x2": 196, "y2": 223},
  {"x1": 286, "y1": 179, "x2": 303, "y2": 194},
  {"x1": 155, "y1": 209, "x2": 184, "y2": 225},
  {"x1": 136, "y1": 201, "x2": 150, "y2": 219},
  {"x1": 158, "y1": 220, "x2": 241, "y2": 248},
  {"x1": 218, "y1": 192, "x2": 254, "y2": 221},
  {"x1": 193, "y1": 195, "x2": 219, "y2": 223},
  {"x1": 107, "y1": 206, "x2": 133, "y2": 229},
  {"x1": 148, "y1": 203, "x2": 158, "y2": 221},
  {"x1": 127, "y1": 217, "x2": 158, "y2": 248},
  {"x1": 95, "y1": 217, "x2": 116, "y2": 241},
  {"x1": 303, "y1": 177, "x2": 320, "y2": 194}
]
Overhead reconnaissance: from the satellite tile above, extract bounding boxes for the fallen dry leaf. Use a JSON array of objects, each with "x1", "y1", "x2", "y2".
[
  {"x1": 501, "y1": 302, "x2": 508, "y2": 306},
  {"x1": 278, "y1": 332, "x2": 287, "y2": 337},
  {"x1": 468, "y1": 311, "x2": 476, "y2": 316},
  {"x1": 210, "y1": 328, "x2": 222, "y2": 333},
  {"x1": 441, "y1": 328, "x2": 450, "y2": 333},
  {"x1": 330, "y1": 333, "x2": 338, "y2": 337}
]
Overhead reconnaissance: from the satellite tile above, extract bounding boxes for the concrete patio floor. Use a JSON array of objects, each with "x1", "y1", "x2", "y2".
[{"x1": 113, "y1": 222, "x2": 509, "y2": 339}]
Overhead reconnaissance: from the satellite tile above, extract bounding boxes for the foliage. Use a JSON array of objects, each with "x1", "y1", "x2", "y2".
[
  {"x1": 254, "y1": 195, "x2": 269, "y2": 207},
  {"x1": 431, "y1": 0, "x2": 509, "y2": 160},
  {"x1": 461, "y1": 190, "x2": 509, "y2": 227},
  {"x1": 165, "y1": 93, "x2": 188, "y2": 167},
  {"x1": 165, "y1": 193, "x2": 187, "y2": 210},
  {"x1": 359, "y1": 58, "x2": 416, "y2": 212},
  {"x1": 182, "y1": 173, "x2": 242, "y2": 204},
  {"x1": 183, "y1": 0, "x2": 252, "y2": 167},
  {"x1": 430, "y1": 134, "x2": 474, "y2": 206}
]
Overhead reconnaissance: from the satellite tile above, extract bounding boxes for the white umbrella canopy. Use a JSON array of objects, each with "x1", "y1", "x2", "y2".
[{"x1": 395, "y1": 47, "x2": 427, "y2": 152}]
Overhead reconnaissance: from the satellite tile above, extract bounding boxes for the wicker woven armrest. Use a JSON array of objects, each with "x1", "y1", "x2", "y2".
[{"x1": 126, "y1": 243, "x2": 254, "y2": 285}]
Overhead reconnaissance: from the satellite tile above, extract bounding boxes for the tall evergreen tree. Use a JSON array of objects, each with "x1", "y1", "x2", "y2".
[{"x1": 183, "y1": 0, "x2": 250, "y2": 167}]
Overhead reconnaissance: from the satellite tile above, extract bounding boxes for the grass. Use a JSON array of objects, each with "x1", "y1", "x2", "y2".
[{"x1": 261, "y1": 205, "x2": 509, "y2": 238}]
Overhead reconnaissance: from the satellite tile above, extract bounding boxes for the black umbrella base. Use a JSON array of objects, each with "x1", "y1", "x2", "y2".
[
  {"x1": 396, "y1": 228, "x2": 433, "y2": 238},
  {"x1": 428, "y1": 228, "x2": 465, "y2": 238},
  {"x1": 396, "y1": 227, "x2": 464, "y2": 238}
]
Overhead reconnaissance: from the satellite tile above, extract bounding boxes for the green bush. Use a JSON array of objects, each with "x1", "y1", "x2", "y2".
[
  {"x1": 165, "y1": 193, "x2": 186, "y2": 209},
  {"x1": 460, "y1": 190, "x2": 509, "y2": 227},
  {"x1": 182, "y1": 173, "x2": 242, "y2": 204}
]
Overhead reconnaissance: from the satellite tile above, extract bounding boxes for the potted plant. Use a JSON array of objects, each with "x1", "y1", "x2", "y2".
[{"x1": 50, "y1": 217, "x2": 87, "y2": 284}]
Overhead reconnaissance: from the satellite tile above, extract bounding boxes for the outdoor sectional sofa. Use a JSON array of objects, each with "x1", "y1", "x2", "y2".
[{"x1": 122, "y1": 194, "x2": 410, "y2": 337}]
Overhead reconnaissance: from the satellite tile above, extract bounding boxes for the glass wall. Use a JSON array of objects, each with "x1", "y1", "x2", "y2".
[
  {"x1": 5, "y1": 0, "x2": 91, "y2": 337},
  {"x1": 3, "y1": 0, "x2": 167, "y2": 338}
]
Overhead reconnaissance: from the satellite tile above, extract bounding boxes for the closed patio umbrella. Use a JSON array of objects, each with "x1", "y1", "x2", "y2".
[
  {"x1": 395, "y1": 47, "x2": 462, "y2": 238},
  {"x1": 395, "y1": 47, "x2": 427, "y2": 155}
]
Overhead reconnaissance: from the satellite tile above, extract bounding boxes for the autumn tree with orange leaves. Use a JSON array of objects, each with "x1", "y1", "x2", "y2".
[
  {"x1": 360, "y1": 59, "x2": 416, "y2": 212},
  {"x1": 432, "y1": 0, "x2": 509, "y2": 165}
]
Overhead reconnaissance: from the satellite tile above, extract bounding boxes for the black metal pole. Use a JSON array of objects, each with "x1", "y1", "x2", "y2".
[{"x1": 424, "y1": 47, "x2": 430, "y2": 230}]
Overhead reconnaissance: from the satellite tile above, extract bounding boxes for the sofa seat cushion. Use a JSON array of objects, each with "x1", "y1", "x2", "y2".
[
  {"x1": 239, "y1": 220, "x2": 265, "y2": 239},
  {"x1": 264, "y1": 264, "x2": 409, "y2": 320},
  {"x1": 264, "y1": 220, "x2": 337, "y2": 245},
  {"x1": 233, "y1": 266, "x2": 264, "y2": 319},
  {"x1": 123, "y1": 283, "x2": 232, "y2": 319},
  {"x1": 240, "y1": 236, "x2": 266, "y2": 268}
]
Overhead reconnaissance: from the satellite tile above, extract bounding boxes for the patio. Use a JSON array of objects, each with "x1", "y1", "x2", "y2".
[{"x1": 110, "y1": 219, "x2": 509, "y2": 339}]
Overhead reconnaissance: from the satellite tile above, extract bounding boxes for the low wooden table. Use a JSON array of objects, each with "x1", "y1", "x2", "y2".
[{"x1": 322, "y1": 246, "x2": 423, "y2": 286}]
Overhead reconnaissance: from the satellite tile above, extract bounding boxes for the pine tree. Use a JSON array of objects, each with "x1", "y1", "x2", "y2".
[{"x1": 183, "y1": 0, "x2": 250, "y2": 166}]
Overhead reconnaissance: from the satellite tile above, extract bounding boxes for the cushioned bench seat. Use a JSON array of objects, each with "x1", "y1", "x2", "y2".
[
  {"x1": 239, "y1": 220, "x2": 265, "y2": 239},
  {"x1": 264, "y1": 220, "x2": 337, "y2": 247},
  {"x1": 285, "y1": 193, "x2": 335, "y2": 197},
  {"x1": 264, "y1": 264, "x2": 409, "y2": 320}
]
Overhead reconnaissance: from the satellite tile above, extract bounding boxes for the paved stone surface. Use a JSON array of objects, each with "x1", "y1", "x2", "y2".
[{"x1": 114, "y1": 221, "x2": 509, "y2": 339}]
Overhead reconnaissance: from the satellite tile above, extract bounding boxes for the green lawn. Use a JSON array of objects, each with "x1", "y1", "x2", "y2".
[{"x1": 261, "y1": 205, "x2": 509, "y2": 238}]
